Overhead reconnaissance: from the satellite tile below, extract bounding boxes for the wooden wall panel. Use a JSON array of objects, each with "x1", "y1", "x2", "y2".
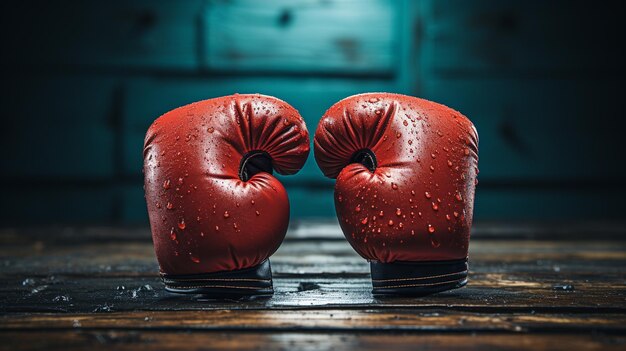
[
  {"x1": 475, "y1": 188, "x2": 624, "y2": 220},
  {"x1": 5, "y1": 0, "x2": 203, "y2": 69},
  {"x1": 204, "y1": 0, "x2": 397, "y2": 74},
  {"x1": 2, "y1": 0, "x2": 624, "y2": 223},
  {"x1": 1, "y1": 74, "x2": 118, "y2": 178},
  {"x1": 420, "y1": 0, "x2": 624, "y2": 75},
  {"x1": 421, "y1": 78, "x2": 625, "y2": 181},
  {"x1": 0, "y1": 187, "x2": 117, "y2": 225}
]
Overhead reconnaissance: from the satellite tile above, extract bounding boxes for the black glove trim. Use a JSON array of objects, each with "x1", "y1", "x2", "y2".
[
  {"x1": 370, "y1": 258, "x2": 468, "y2": 296},
  {"x1": 161, "y1": 259, "x2": 274, "y2": 297}
]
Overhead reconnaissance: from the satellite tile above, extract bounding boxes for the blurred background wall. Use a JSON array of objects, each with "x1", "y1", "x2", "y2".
[{"x1": 1, "y1": 0, "x2": 625, "y2": 225}]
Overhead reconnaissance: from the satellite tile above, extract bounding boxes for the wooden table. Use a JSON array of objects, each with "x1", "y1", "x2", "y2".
[{"x1": 1, "y1": 221, "x2": 625, "y2": 350}]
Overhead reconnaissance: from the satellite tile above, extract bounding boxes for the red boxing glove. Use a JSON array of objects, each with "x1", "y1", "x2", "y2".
[
  {"x1": 314, "y1": 93, "x2": 478, "y2": 295},
  {"x1": 144, "y1": 94, "x2": 310, "y2": 297}
]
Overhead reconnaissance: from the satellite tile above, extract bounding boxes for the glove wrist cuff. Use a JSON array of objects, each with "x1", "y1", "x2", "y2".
[
  {"x1": 161, "y1": 259, "x2": 274, "y2": 298},
  {"x1": 370, "y1": 258, "x2": 468, "y2": 296}
]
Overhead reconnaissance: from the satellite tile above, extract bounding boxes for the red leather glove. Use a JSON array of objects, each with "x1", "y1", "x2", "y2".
[
  {"x1": 314, "y1": 93, "x2": 478, "y2": 295},
  {"x1": 144, "y1": 94, "x2": 310, "y2": 297}
]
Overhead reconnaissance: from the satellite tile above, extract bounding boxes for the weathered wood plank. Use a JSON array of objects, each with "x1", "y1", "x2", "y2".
[
  {"x1": 2, "y1": 310, "x2": 625, "y2": 333},
  {"x1": 1, "y1": 223, "x2": 625, "y2": 350},
  {"x1": 422, "y1": 0, "x2": 625, "y2": 75},
  {"x1": 204, "y1": 0, "x2": 396, "y2": 74},
  {"x1": 6, "y1": 1, "x2": 203, "y2": 69},
  {"x1": 1, "y1": 331, "x2": 624, "y2": 351},
  {"x1": 2, "y1": 74, "x2": 118, "y2": 179},
  {"x1": 1, "y1": 239, "x2": 624, "y2": 277},
  {"x1": 422, "y1": 79, "x2": 626, "y2": 182},
  {"x1": 1, "y1": 272, "x2": 624, "y2": 313}
]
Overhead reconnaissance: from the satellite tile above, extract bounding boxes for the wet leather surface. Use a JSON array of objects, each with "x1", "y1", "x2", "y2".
[
  {"x1": 144, "y1": 94, "x2": 310, "y2": 275},
  {"x1": 314, "y1": 93, "x2": 479, "y2": 262}
]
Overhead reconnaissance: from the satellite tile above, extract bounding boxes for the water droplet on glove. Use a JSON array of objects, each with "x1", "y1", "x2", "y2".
[{"x1": 169, "y1": 228, "x2": 177, "y2": 241}]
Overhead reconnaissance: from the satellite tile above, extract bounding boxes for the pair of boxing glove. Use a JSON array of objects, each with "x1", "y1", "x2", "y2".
[{"x1": 143, "y1": 93, "x2": 479, "y2": 297}]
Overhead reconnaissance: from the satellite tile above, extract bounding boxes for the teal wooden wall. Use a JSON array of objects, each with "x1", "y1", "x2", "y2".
[{"x1": 1, "y1": 0, "x2": 625, "y2": 224}]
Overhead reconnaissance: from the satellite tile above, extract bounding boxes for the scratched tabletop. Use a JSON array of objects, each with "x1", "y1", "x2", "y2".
[{"x1": 1, "y1": 221, "x2": 625, "y2": 350}]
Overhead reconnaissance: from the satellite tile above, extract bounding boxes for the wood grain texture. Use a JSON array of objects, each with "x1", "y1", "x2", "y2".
[
  {"x1": 1, "y1": 74, "x2": 118, "y2": 178},
  {"x1": 3, "y1": 1, "x2": 625, "y2": 225},
  {"x1": 3, "y1": 273, "x2": 624, "y2": 313},
  {"x1": 422, "y1": 79, "x2": 626, "y2": 181},
  {"x1": 3, "y1": 310, "x2": 625, "y2": 332},
  {"x1": 204, "y1": 0, "x2": 396, "y2": 74},
  {"x1": 1, "y1": 235, "x2": 625, "y2": 276},
  {"x1": 1, "y1": 223, "x2": 625, "y2": 350},
  {"x1": 1, "y1": 332, "x2": 625, "y2": 351},
  {"x1": 5, "y1": 0, "x2": 204, "y2": 69},
  {"x1": 421, "y1": 0, "x2": 625, "y2": 75}
]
